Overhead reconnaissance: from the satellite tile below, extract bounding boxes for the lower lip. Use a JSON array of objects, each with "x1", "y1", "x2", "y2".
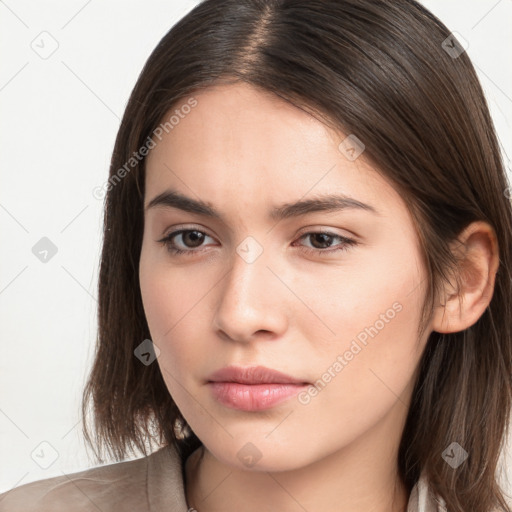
[{"x1": 208, "y1": 382, "x2": 308, "y2": 411}]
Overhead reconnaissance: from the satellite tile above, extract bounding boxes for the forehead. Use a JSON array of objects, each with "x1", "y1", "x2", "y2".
[{"x1": 143, "y1": 82, "x2": 405, "y2": 222}]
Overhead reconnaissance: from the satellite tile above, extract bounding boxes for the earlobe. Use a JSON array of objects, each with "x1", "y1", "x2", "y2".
[{"x1": 431, "y1": 221, "x2": 499, "y2": 334}]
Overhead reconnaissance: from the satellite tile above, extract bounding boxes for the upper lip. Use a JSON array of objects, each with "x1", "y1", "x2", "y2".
[{"x1": 207, "y1": 365, "x2": 308, "y2": 385}]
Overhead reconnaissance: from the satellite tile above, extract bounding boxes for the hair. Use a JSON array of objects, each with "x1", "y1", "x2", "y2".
[{"x1": 81, "y1": 0, "x2": 512, "y2": 510}]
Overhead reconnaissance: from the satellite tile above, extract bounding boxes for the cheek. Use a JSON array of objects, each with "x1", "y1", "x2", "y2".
[
  {"x1": 139, "y1": 271, "x2": 196, "y2": 403},
  {"x1": 139, "y1": 251, "x2": 213, "y2": 383},
  {"x1": 140, "y1": 240, "x2": 199, "y2": 337},
  {"x1": 294, "y1": 248, "x2": 425, "y2": 427},
  {"x1": 291, "y1": 237, "x2": 424, "y2": 347}
]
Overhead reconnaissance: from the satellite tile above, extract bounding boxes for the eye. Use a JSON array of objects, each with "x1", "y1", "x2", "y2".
[
  {"x1": 157, "y1": 229, "x2": 216, "y2": 255},
  {"x1": 157, "y1": 228, "x2": 357, "y2": 257},
  {"x1": 293, "y1": 231, "x2": 358, "y2": 256}
]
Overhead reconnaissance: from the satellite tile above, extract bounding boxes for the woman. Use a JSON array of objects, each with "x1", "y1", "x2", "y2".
[{"x1": 1, "y1": 0, "x2": 511, "y2": 511}]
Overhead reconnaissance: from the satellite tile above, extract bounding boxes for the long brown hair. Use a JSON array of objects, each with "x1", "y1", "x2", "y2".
[{"x1": 82, "y1": 1, "x2": 512, "y2": 510}]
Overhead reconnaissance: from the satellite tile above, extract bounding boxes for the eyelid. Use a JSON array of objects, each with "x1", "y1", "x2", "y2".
[
  {"x1": 162, "y1": 223, "x2": 216, "y2": 239},
  {"x1": 158, "y1": 224, "x2": 360, "y2": 260},
  {"x1": 294, "y1": 225, "x2": 360, "y2": 241},
  {"x1": 160, "y1": 224, "x2": 356, "y2": 243}
]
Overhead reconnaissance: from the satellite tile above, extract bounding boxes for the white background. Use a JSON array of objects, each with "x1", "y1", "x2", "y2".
[{"x1": 1, "y1": 0, "x2": 511, "y2": 494}]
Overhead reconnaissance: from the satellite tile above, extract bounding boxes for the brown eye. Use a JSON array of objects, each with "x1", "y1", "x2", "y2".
[
  {"x1": 306, "y1": 233, "x2": 336, "y2": 249},
  {"x1": 294, "y1": 231, "x2": 358, "y2": 256},
  {"x1": 158, "y1": 229, "x2": 215, "y2": 255},
  {"x1": 177, "y1": 230, "x2": 205, "y2": 248}
]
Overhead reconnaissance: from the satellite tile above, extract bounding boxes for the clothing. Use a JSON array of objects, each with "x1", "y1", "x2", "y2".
[{"x1": 0, "y1": 443, "x2": 446, "y2": 511}]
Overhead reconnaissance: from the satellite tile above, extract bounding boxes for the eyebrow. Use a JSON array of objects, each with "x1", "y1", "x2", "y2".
[{"x1": 145, "y1": 188, "x2": 379, "y2": 221}]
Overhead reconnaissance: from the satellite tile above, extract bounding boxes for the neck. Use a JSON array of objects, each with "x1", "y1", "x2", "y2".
[{"x1": 184, "y1": 407, "x2": 410, "y2": 512}]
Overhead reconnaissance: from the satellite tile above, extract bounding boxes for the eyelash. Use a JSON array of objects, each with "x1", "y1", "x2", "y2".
[{"x1": 157, "y1": 228, "x2": 358, "y2": 257}]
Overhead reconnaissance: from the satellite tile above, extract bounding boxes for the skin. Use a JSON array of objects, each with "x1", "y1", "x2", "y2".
[{"x1": 138, "y1": 82, "x2": 499, "y2": 512}]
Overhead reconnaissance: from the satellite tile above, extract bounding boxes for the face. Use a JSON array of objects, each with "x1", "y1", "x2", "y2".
[{"x1": 139, "y1": 82, "x2": 430, "y2": 472}]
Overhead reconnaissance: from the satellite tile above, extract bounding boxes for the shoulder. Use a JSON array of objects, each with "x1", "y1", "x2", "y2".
[{"x1": 0, "y1": 449, "x2": 157, "y2": 512}]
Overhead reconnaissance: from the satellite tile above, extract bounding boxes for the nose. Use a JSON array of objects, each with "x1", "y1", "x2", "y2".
[{"x1": 212, "y1": 242, "x2": 289, "y2": 344}]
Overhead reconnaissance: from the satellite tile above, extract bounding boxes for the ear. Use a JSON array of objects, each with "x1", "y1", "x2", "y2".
[{"x1": 431, "y1": 221, "x2": 500, "y2": 334}]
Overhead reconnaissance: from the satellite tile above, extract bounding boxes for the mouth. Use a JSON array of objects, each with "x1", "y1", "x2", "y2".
[
  {"x1": 207, "y1": 364, "x2": 309, "y2": 385},
  {"x1": 207, "y1": 365, "x2": 310, "y2": 411}
]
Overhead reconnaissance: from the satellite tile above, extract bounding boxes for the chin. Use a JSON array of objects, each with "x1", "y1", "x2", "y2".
[{"x1": 203, "y1": 435, "x2": 318, "y2": 473}]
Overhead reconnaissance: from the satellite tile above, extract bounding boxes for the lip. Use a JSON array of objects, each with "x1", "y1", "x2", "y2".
[
  {"x1": 207, "y1": 365, "x2": 309, "y2": 411},
  {"x1": 207, "y1": 365, "x2": 308, "y2": 385}
]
